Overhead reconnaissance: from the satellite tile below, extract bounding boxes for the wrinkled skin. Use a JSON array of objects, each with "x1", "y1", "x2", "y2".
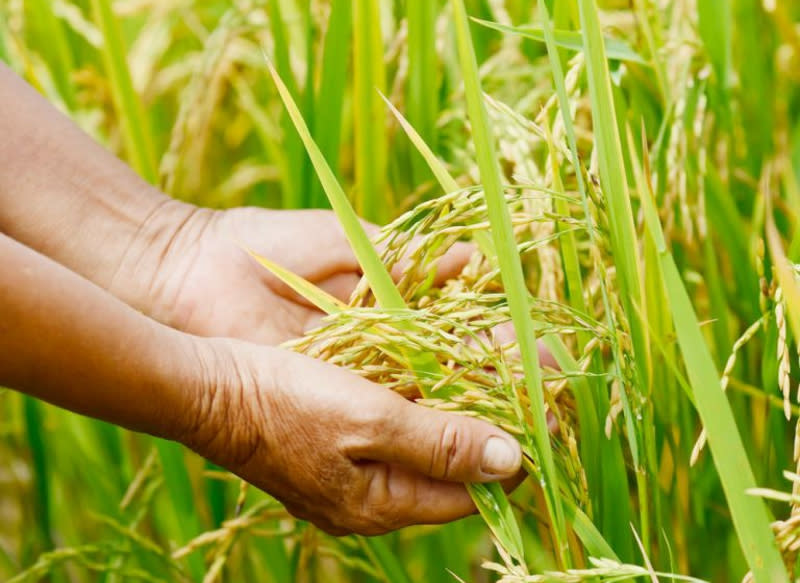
[
  {"x1": 146, "y1": 207, "x2": 471, "y2": 344},
  {"x1": 143, "y1": 206, "x2": 532, "y2": 535},
  {"x1": 0, "y1": 63, "x2": 532, "y2": 537},
  {"x1": 188, "y1": 339, "x2": 527, "y2": 535}
]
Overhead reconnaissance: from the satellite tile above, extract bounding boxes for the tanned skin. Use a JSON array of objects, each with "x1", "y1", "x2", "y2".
[{"x1": 0, "y1": 63, "x2": 528, "y2": 535}]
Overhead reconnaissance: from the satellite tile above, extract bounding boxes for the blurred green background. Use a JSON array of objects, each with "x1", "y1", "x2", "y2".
[{"x1": 3, "y1": 0, "x2": 800, "y2": 581}]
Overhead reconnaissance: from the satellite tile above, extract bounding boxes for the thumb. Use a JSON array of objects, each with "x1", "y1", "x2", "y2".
[{"x1": 354, "y1": 396, "x2": 522, "y2": 483}]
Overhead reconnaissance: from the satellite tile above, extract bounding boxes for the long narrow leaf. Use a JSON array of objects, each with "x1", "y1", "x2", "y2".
[
  {"x1": 451, "y1": 0, "x2": 567, "y2": 567},
  {"x1": 310, "y1": 0, "x2": 352, "y2": 209},
  {"x1": 246, "y1": 249, "x2": 346, "y2": 315},
  {"x1": 407, "y1": 0, "x2": 439, "y2": 185},
  {"x1": 89, "y1": 0, "x2": 157, "y2": 183},
  {"x1": 640, "y1": 155, "x2": 787, "y2": 583},
  {"x1": 766, "y1": 185, "x2": 800, "y2": 343},
  {"x1": 266, "y1": 59, "x2": 405, "y2": 311},
  {"x1": 576, "y1": 0, "x2": 659, "y2": 552},
  {"x1": 472, "y1": 18, "x2": 647, "y2": 64},
  {"x1": 25, "y1": 0, "x2": 75, "y2": 108},
  {"x1": 269, "y1": 58, "x2": 525, "y2": 561},
  {"x1": 359, "y1": 537, "x2": 412, "y2": 583},
  {"x1": 381, "y1": 93, "x2": 460, "y2": 194},
  {"x1": 154, "y1": 440, "x2": 205, "y2": 580},
  {"x1": 23, "y1": 398, "x2": 54, "y2": 550},
  {"x1": 353, "y1": 0, "x2": 388, "y2": 222},
  {"x1": 267, "y1": 0, "x2": 307, "y2": 209},
  {"x1": 535, "y1": 0, "x2": 636, "y2": 558},
  {"x1": 468, "y1": 482, "x2": 525, "y2": 564}
]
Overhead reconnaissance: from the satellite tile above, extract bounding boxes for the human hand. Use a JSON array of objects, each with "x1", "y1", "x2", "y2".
[
  {"x1": 133, "y1": 206, "x2": 471, "y2": 345},
  {"x1": 180, "y1": 339, "x2": 523, "y2": 535},
  {"x1": 0, "y1": 219, "x2": 520, "y2": 538}
]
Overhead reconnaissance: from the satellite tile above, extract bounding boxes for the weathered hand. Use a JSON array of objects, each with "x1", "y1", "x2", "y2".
[
  {"x1": 142, "y1": 206, "x2": 470, "y2": 345},
  {"x1": 183, "y1": 339, "x2": 523, "y2": 536},
  {"x1": 0, "y1": 63, "x2": 533, "y2": 538}
]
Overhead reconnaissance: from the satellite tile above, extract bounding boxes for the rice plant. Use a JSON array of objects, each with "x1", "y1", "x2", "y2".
[{"x1": 2, "y1": 0, "x2": 800, "y2": 581}]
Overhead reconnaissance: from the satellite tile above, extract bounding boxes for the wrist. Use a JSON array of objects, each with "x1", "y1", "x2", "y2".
[
  {"x1": 107, "y1": 198, "x2": 218, "y2": 328},
  {"x1": 169, "y1": 336, "x2": 271, "y2": 465}
]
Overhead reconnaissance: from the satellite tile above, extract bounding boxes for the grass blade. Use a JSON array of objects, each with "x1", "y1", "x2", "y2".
[
  {"x1": 89, "y1": 0, "x2": 157, "y2": 183},
  {"x1": 266, "y1": 59, "x2": 404, "y2": 311},
  {"x1": 381, "y1": 93, "x2": 460, "y2": 194},
  {"x1": 480, "y1": 0, "x2": 637, "y2": 559},
  {"x1": 23, "y1": 398, "x2": 54, "y2": 550},
  {"x1": 451, "y1": 0, "x2": 567, "y2": 567},
  {"x1": 697, "y1": 0, "x2": 733, "y2": 89},
  {"x1": 766, "y1": 176, "x2": 800, "y2": 342},
  {"x1": 353, "y1": 0, "x2": 389, "y2": 222},
  {"x1": 574, "y1": 0, "x2": 644, "y2": 354},
  {"x1": 267, "y1": 0, "x2": 307, "y2": 209},
  {"x1": 468, "y1": 482, "x2": 525, "y2": 564},
  {"x1": 153, "y1": 440, "x2": 205, "y2": 580},
  {"x1": 563, "y1": 502, "x2": 618, "y2": 561},
  {"x1": 575, "y1": 0, "x2": 658, "y2": 552},
  {"x1": 472, "y1": 18, "x2": 647, "y2": 64},
  {"x1": 407, "y1": 0, "x2": 439, "y2": 185},
  {"x1": 24, "y1": 0, "x2": 75, "y2": 108},
  {"x1": 0, "y1": 8, "x2": 8, "y2": 64},
  {"x1": 310, "y1": 0, "x2": 352, "y2": 209},
  {"x1": 245, "y1": 249, "x2": 346, "y2": 315},
  {"x1": 270, "y1": 57, "x2": 528, "y2": 568},
  {"x1": 267, "y1": 53, "x2": 452, "y2": 390},
  {"x1": 640, "y1": 156, "x2": 787, "y2": 583},
  {"x1": 359, "y1": 537, "x2": 412, "y2": 583}
]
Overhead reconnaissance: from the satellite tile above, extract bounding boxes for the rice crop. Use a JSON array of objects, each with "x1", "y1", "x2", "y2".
[{"x1": 2, "y1": 0, "x2": 800, "y2": 581}]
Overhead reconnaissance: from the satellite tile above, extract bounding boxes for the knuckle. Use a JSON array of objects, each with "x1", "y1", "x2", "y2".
[
  {"x1": 358, "y1": 466, "x2": 412, "y2": 534},
  {"x1": 338, "y1": 500, "x2": 381, "y2": 535},
  {"x1": 430, "y1": 420, "x2": 463, "y2": 480},
  {"x1": 346, "y1": 396, "x2": 393, "y2": 445},
  {"x1": 353, "y1": 404, "x2": 386, "y2": 436},
  {"x1": 360, "y1": 467, "x2": 392, "y2": 518},
  {"x1": 338, "y1": 434, "x2": 377, "y2": 463}
]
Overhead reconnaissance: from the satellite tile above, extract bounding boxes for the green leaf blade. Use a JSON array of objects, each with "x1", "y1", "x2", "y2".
[
  {"x1": 451, "y1": 0, "x2": 566, "y2": 567},
  {"x1": 640, "y1": 161, "x2": 787, "y2": 583},
  {"x1": 472, "y1": 18, "x2": 648, "y2": 64},
  {"x1": 266, "y1": 59, "x2": 405, "y2": 312},
  {"x1": 467, "y1": 483, "x2": 525, "y2": 565}
]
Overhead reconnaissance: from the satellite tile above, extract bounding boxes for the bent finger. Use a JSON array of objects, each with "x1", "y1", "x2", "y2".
[
  {"x1": 357, "y1": 463, "x2": 476, "y2": 532},
  {"x1": 348, "y1": 395, "x2": 522, "y2": 483}
]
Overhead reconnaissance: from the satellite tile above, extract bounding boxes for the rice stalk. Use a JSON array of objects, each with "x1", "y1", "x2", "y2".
[
  {"x1": 8, "y1": 2, "x2": 800, "y2": 581},
  {"x1": 310, "y1": 0, "x2": 351, "y2": 209},
  {"x1": 406, "y1": 0, "x2": 439, "y2": 186},
  {"x1": 267, "y1": 51, "x2": 529, "y2": 572},
  {"x1": 451, "y1": 0, "x2": 567, "y2": 565},
  {"x1": 24, "y1": 0, "x2": 75, "y2": 108},
  {"x1": 353, "y1": 0, "x2": 389, "y2": 222},
  {"x1": 641, "y1": 142, "x2": 787, "y2": 581},
  {"x1": 89, "y1": 0, "x2": 157, "y2": 182}
]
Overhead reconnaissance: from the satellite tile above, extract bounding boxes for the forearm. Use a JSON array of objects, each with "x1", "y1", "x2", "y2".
[
  {"x1": 0, "y1": 62, "x2": 199, "y2": 316},
  {"x1": 0, "y1": 232, "x2": 202, "y2": 440}
]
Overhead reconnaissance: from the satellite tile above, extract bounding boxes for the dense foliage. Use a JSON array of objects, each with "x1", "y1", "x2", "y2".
[{"x1": 2, "y1": 0, "x2": 800, "y2": 581}]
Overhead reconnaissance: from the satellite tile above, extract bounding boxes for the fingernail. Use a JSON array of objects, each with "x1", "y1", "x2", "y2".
[{"x1": 481, "y1": 436, "x2": 520, "y2": 476}]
